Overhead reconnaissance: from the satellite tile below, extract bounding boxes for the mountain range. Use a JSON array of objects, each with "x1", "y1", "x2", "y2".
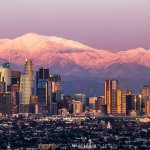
[{"x1": 0, "y1": 33, "x2": 150, "y2": 96}]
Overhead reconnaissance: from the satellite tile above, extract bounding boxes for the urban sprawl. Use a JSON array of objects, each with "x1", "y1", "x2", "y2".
[{"x1": 0, "y1": 59, "x2": 150, "y2": 149}]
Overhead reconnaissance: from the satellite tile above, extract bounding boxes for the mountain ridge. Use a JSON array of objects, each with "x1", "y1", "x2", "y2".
[
  {"x1": 0, "y1": 33, "x2": 149, "y2": 95},
  {"x1": 0, "y1": 33, "x2": 149, "y2": 77}
]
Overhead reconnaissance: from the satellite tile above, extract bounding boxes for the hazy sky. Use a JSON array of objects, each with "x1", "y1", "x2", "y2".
[{"x1": 0, "y1": 0, "x2": 150, "y2": 51}]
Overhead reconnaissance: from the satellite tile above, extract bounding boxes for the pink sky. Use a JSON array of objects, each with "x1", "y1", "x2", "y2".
[{"x1": 0, "y1": 0, "x2": 150, "y2": 51}]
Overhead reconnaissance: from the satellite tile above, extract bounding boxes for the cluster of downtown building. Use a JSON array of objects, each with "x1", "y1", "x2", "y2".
[
  {"x1": 0, "y1": 59, "x2": 61, "y2": 115},
  {"x1": 0, "y1": 59, "x2": 150, "y2": 117}
]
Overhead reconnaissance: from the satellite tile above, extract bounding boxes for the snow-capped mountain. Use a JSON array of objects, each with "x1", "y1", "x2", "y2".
[
  {"x1": 0, "y1": 33, "x2": 150, "y2": 95},
  {"x1": 0, "y1": 33, "x2": 149, "y2": 77}
]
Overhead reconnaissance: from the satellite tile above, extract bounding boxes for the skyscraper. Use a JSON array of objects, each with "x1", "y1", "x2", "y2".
[
  {"x1": 145, "y1": 96, "x2": 150, "y2": 115},
  {"x1": 36, "y1": 68, "x2": 52, "y2": 114},
  {"x1": 121, "y1": 90, "x2": 127, "y2": 115},
  {"x1": 0, "y1": 63, "x2": 11, "y2": 89},
  {"x1": 11, "y1": 70, "x2": 21, "y2": 84},
  {"x1": 0, "y1": 92, "x2": 12, "y2": 115},
  {"x1": 140, "y1": 85, "x2": 150, "y2": 99},
  {"x1": 50, "y1": 74, "x2": 61, "y2": 102},
  {"x1": 24, "y1": 59, "x2": 34, "y2": 94},
  {"x1": 105, "y1": 80, "x2": 118, "y2": 115},
  {"x1": 19, "y1": 75, "x2": 32, "y2": 113},
  {"x1": 7, "y1": 84, "x2": 20, "y2": 113},
  {"x1": 126, "y1": 94, "x2": 141, "y2": 116}
]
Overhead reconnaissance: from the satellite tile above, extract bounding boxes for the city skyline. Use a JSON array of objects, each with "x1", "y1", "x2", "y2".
[
  {"x1": 0, "y1": 1, "x2": 150, "y2": 149},
  {"x1": 0, "y1": 0, "x2": 150, "y2": 51}
]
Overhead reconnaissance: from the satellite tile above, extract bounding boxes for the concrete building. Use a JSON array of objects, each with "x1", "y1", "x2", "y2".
[
  {"x1": 72, "y1": 93, "x2": 86, "y2": 106},
  {"x1": 7, "y1": 84, "x2": 20, "y2": 113},
  {"x1": 0, "y1": 92, "x2": 12, "y2": 115},
  {"x1": 145, "y1": 96, "x2": 150, "y2": 115},
  {"x1": 11, "y1": 70, "x2": 21, "y2": 84},
  {"x1": 36, "y1": 68, "x2": 52, "y2": 114},
  {"x1": 95, "y1": 96, "x2": 105, "y2": 112},
  {"x1": 105, "y1": 80, "x2": 118, "y2": 115},
  {"x1": 50, "y1": 74, "x2": 61, "y2": 102},
  {"x1": 0, "y1": 63, "x2": 11, "y2": 89},
  {"x1": 19, "y1": 75, "x2": 32, "y2": 113},
  {"x1": 72, "y1": 100, "x2": 83, "y2": 115},
  {"x1": 121, "y1": 90, "x2": 127, "y2": 115},
  {"x1": 126, "y1": 94, "x2": 141, "y2": 116},
  {"x1": 89, "y1": 97, "x2": 97, "y2": 110},
  {"x1": 24, "y1": 59, "x2": 34, "y2": 94},
  {"x1": 140, "y1": 85, "x2": 150, "y2": 99}
]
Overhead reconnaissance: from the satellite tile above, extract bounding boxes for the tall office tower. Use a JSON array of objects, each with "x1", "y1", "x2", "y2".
[
  {"x1": 49, "y1": 74, "x2": 61, "y2": 102},
  {"x1": 145, "y1": 96, "x2": 150, "y2": 115},
  {"x1": 11, "y1": 70, "x2": 21, "y2": 84},
  {"x1": 117, "y1": 90, "x2": 127, "y2": 115},
  {"x1": 105, "y1": 80, "x2": 118, "y2": 115},
  {"x1": 140, "y1": 85, "x2": 150, "y2": 99},
  {"x1": 126, "y1": 90, "x2": 132, "y2": 95},
  {"x1": 19, "y1": 75, "x2": 32, "y2": 113},
  {"x1": 0, "y1": 63, "x2": 11, "y2": 89},
  {"x1": 0, "y1": 80, "x2": 6, "y2": 92},
  {"x1": 117, "y1": 89, "x2": 121, "y2": 114},
  {"x1": 36, "y1": 68, "x2": 49, "y2": 94},
  {"x1": 121, "y1": 90, "x2": 127, "y2": 115},
  {"x1": 7, "y1": 84, "x2": 20, "y2": 113},
  {"x1": 72, "y1": 100, "x2": 83, "y2": 115},
  {"x1": 0, "y1": 92, "x2": 12, "y2": 115},
  {"x1": 36, "y1": 68, "x2": 52, "y2": 114},
  {"x1": 52, "y1": 102, "x2": 57, "y2": 115},
  {"x1": 24, "y1": 59, "x2": 34, "y2": 94},
  {"x1": 95, "y1": 96, "x2": 105, "y2": 111},
  {"x1": 126, "y1": 94, "x2": 141, "y2": 116},
  {"x1": 30, "y1": 96, "x2": 38, "y2": 114}
]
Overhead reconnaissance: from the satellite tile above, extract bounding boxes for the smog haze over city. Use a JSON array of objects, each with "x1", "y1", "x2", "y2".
[{"x1": 0, "y1": 0, "x2": 150, "y2": 150}]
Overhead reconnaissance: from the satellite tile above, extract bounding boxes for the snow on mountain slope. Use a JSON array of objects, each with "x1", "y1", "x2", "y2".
[{"x1": 0, "y1": 33, "x2": 150, "y2": 78}]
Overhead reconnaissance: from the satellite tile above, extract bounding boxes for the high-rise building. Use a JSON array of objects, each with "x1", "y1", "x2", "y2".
[
  {"x1": 117, "y1": 89, "x2": 121, "y2": 114},
  {"x1": 50, "y1": 74, "x2": 61, "y2": 102},
  {"x1": 52, "y1": 102, "x2": 57, "y2": 115},
  {"x1": 0, "y1": 63, "x2": 11, "y2": 89},
  {"x1": 95, "y1": 96, "x2": 105, "y2": 112},
  {"x1": 140, "y1": 85, "x2": 150, "y2": 99},
  {"x1": 145, "y1": 96, "x2": 150, "y2": 115},
  {"x1": 24, "y1": 59, "x2": 34, "y2": 94},
  {"x1": 105, "y1": 80, "x2": 118, "y2": 115},
  {"x1": 126, "y1": 94, "x2": 141, "y2": 116},
  {"x1": 121, "y1": 90, "x2": 127, "y2": 115},
  {"x1": 11, "y1": 70, "x2": 21, "y2": 84},
  {"x1": 0, "y1": 92, "x2": 12, "y2": 115},
  {"x1": 7, "y1": 84, "x2": 20, "y2": 113},
  {"x1": 36, "y1": 68, "x2": 52, "y2": 114},
  {"x1": 116, "y1": 90, "x2": 128, "y2": 115},
  {"x1": 38, "y1": 68, "x2": 49, "y2": 79},
  {"x1": 0, "y1": 80, "x2": 6, "y2": 93},
  {"x1": 30, "y1": 96, "x2": 38, "y2": 114},
  {"x1": 19, "y1": 75, "x2": 32, "y2": 113}
]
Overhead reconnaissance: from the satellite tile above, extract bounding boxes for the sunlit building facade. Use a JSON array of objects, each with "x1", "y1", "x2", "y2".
[
  {"x1": 0, "y1": 63, "x2": 11, "y2": 90},
  {"x1": 105, "y1": 80, "x2": 118, "y2": 115},
  {"x1": 72, "y1": 100, "x2": 83, "y2": 115},
  {"x1": 24, "y1": 59, "x2": 34, "y2": 94},
  {"x1": 19, "y1": 75, "x2": 32, "y2": 113}
]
